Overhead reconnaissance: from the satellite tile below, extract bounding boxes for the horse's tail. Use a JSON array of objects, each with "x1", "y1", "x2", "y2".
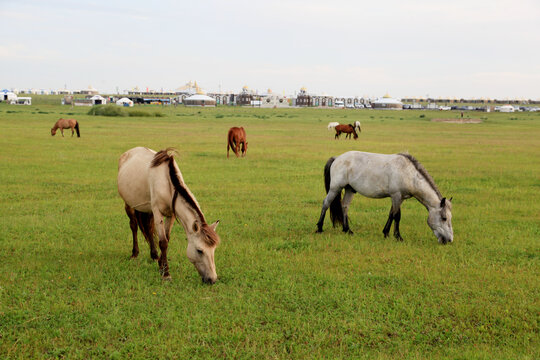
[
  {"x1": 75, "y1": 121, "x2": 80, "y2": 137},
  {"x1": 324, "y1": 157, "x2": 344, "y2": 227}
]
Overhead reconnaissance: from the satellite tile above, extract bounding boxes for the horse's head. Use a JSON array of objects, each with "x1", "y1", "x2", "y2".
[
  {"x1": 427, "y1": 197, "x2": 453, "y2": 244},
  {"x1": 51, "y1": 128, "x2": 56, "y2": 136},
  {"x1": 186, "y1": 220, "x2": 220, "y2": 284}
]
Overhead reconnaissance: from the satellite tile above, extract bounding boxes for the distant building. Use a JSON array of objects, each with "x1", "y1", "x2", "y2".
[
  {"x1": 75, "y1": 86, "x2": 99, "y2": 95},
  {"x1": 371, "y1": 94, "x2": 403, "y2": 110},
  {"x1": 295, "y1": 87, "x2": 312, "y2": 107},
  {"x1": 237, "y1": 85, "x2": 254, "y2": 106}
]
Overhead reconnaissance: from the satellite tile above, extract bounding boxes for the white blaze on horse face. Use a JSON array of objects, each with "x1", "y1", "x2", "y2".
[{"x1": 427, "y1": 201, "x2": 454, "y2": 244}]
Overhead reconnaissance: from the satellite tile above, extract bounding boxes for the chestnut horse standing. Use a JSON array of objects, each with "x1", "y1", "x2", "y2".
[
  {"x1": 331, "y1": 121, "x2": 361, "y2": 140},
  {"x1": 51, "y1": 118, "x2": 80, "y2": 137},
  {"x1": 227, "y1": 127, "x2": 248, "y2": 158}
]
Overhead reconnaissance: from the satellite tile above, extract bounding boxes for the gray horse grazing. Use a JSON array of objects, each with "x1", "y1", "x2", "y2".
[{"x1": 316, "y1": 151, "x2": 453, "y2": 244}]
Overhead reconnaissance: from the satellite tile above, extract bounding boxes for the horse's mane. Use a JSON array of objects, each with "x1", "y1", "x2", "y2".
[
  {"x1": 151, "y1": 148, "x2": 220, "y2": 246},
  {"x1": 399, "y1": 153, "x2": 442, "y2": 200}
]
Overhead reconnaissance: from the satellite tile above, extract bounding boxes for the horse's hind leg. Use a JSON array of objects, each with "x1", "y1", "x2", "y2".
[
  {"x1": 382, "y1": 208, "x2": 393, "y2": 238},
  {"x1": 316, "y1": 188, "x2": 341, "y2": 232},
  {"x1": 137, "y1": 211, "x2": 158, "y2": 260},
  {"x1": 341, "y1": 186, "x2": 355, "y2": 234},
  {"x1": 125, "y1": 204, "x2": 139, "y2": 258}
]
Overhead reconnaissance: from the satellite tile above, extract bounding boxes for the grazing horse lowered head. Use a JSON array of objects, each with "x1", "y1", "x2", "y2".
[
  {"x1": 334, "y1": 124, "x2": 358, "y2": 140},
  {"x1": 316, "y1": 151, "x2": 453, "y2": 244},
  {"x1": 51, "y1": 118, "x2": 80, "y2": 137},
  {"x1": 118, "y1": 147, "x2": 221, "y2": 283},
  {"x1": 227, "y1": 126, "x2": 248, "y2": 158}
]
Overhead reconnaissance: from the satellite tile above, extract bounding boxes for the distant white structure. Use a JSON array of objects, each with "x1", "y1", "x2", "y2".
[
  {"x1": 77, "y1": 85, "x2": 99, "y2": 95},
  {"x1": 116, "y1": 97, "x2": 134, "y2": 107},
  {"x1": 1, "y1": 90, "x2": 17, "y2": 102},
  {"x1": 14, "y1": 97, "x2": 32, "y2": 105},
  {"x1": 90, "y1": 95, "x2": 107, "y2": 105},
  {"x1": 260, "y1": 89, "x2": 289, "y2": 108},
  {"x1": 498, "y1": 104, "x2": 515, "y2": 113},
  {"x1": 184, "y1": 94, "x2": 216, "y2": 107},
  {"x1": 371, "y1": 94, "x2": 403, "y2": 110}
]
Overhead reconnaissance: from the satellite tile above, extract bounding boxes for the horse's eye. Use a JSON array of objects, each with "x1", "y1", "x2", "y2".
[
  {"x1": 441, "y1": 216, "x2": 447, "y2": 222},
  {"x1": 196, "y1": 249, "x2": 203, "y2": 255}
]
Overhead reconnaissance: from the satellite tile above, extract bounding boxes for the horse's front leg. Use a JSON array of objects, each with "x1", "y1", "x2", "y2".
[
  {"x1": 383, "y1": 195, "x2": 404, "y2": 241},
  {"x1": 234, "y1": 141, "x2": 240, "y2": 157},
  {"x1": 153, "y1": 210, "x2": 171, "y2": 279},
  {"x1": 393, "y1": 208, "x2": 403, "y2": 241}
]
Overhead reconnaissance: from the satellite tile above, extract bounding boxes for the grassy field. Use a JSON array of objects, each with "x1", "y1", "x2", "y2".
[{"x1": 0, "y1": 102, "x2": 538, "y2": 359}]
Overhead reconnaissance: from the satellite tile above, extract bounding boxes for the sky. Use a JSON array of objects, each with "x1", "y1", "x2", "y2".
[{"x1": 1, "y1": 0, "x2": 539, "y2": 99}]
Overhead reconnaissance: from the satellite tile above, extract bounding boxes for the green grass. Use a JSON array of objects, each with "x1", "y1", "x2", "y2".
[{"x1": 0, "y1": 102, "x2": 538, "y2": 359}]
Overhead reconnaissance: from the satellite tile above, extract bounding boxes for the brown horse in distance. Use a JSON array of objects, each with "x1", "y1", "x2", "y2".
[
  {"x1": 227, "y1": 127, "x2": 248, "y2": 158},
  {"x1": 51, "y1": 118, "x2": 80, "y2": 137},
  {"x1": 334, "y1": 124, "x2": 358, "y2": 140}
]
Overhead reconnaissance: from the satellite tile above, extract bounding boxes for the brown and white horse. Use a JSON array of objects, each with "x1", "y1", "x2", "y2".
[
  {"x1": 227, "y1": 127, "x2": 248, "y2": 158},
  {"x1": 51, "y1": 118, "x2": 80, "y2": 137},
  {"x1": 118, "y1": 147, "x2": 221, "y2": 283},
  {"x1": 329, "y1": 121, "x2": 361, "y2": 140}
]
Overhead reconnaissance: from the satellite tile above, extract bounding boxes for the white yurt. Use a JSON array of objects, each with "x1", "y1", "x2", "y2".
[
  {"x1": 371, "y1": 93, "x2": 403, "y2": 110},
  {"x1": 499, "y1": 104, "x2": 515, "y2": 113},
  {"x1": 90, "y1": 95, "x2": 107, "y2": 105},
  {"x1": 116, "y1": 97, "x2": 134, "y2": 107},
  {"x1": 183, "y1": 94, "x2": 216, "y2": 107}
]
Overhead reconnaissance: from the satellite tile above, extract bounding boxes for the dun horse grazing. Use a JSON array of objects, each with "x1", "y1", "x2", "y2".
[
  {"x1": 51, "y1": 118, "x2": 80, "y2": 137},
  {"x1": 118, "y1": 147, "x2": 221, "y2": 283},
  {"x1": 332, "y1": 121, "x2": 361, "y2": 140},
  {"x1": 316, "y1": 151, "x2": 453, "y2": 244},
  {"x1": 227, "y1": 127, "x2": 248, "y2": 158}
]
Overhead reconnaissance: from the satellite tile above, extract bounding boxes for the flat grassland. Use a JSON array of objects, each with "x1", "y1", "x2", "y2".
[{"x1": 0, "y1": 102, "x2": 538, "y2": 359}]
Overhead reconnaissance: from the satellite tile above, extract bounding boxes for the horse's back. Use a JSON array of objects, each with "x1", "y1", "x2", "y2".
[
  {"x1": 118, "y1": 147, "x2": 156, "y2": 211},
  {"x1": 228, "y1": 127, "x2": 246, "y2": 141},
  {"x1": 331, "y1": 151, "x2": 410, "y2": 198}
]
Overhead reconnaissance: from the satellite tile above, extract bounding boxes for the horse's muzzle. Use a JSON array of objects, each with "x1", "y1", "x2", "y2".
[{"x1": 202, "y1": 276, "x2": 217, "y2": 285}]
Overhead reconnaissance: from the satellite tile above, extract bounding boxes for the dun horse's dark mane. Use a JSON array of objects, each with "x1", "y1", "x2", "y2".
[
  {"x1": 151, "y1": 148, "x2": 220, "y2": 246},
  {"x1": 399, "y1": 153, "x2": 442, "y2": 200}
]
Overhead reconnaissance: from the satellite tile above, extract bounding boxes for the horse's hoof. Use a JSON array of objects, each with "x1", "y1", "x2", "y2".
[
  {"x1": 315, "y1": 229, "x2": 323, "y2": 233},
  {"x1": 162, "y1": 274, "x2": 172, "y2": 281},
  {"x1": 130, "y1": 254, "x2": 138, "y2": 259}
]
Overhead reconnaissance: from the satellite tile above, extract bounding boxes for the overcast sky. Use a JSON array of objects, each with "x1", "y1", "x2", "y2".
[{"x1": 1, "y1": 0, "x2": 539, "y2": 98}]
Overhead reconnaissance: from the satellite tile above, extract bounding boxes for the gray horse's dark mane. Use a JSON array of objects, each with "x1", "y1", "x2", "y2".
[{"x1": 399, "y1": 153, "x2": 442, "y2": 200}]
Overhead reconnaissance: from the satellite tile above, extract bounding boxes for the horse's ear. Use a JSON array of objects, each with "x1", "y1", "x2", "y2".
[
  {"x1": 209, "y1": 220, "x2": 220, "y2": 231},
  {"x1": 449, "y1": 197, "x2": 453, "y2": 202},
  {"x1": 440, "y1": 197, "x2": 446, "y2": 208}
]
